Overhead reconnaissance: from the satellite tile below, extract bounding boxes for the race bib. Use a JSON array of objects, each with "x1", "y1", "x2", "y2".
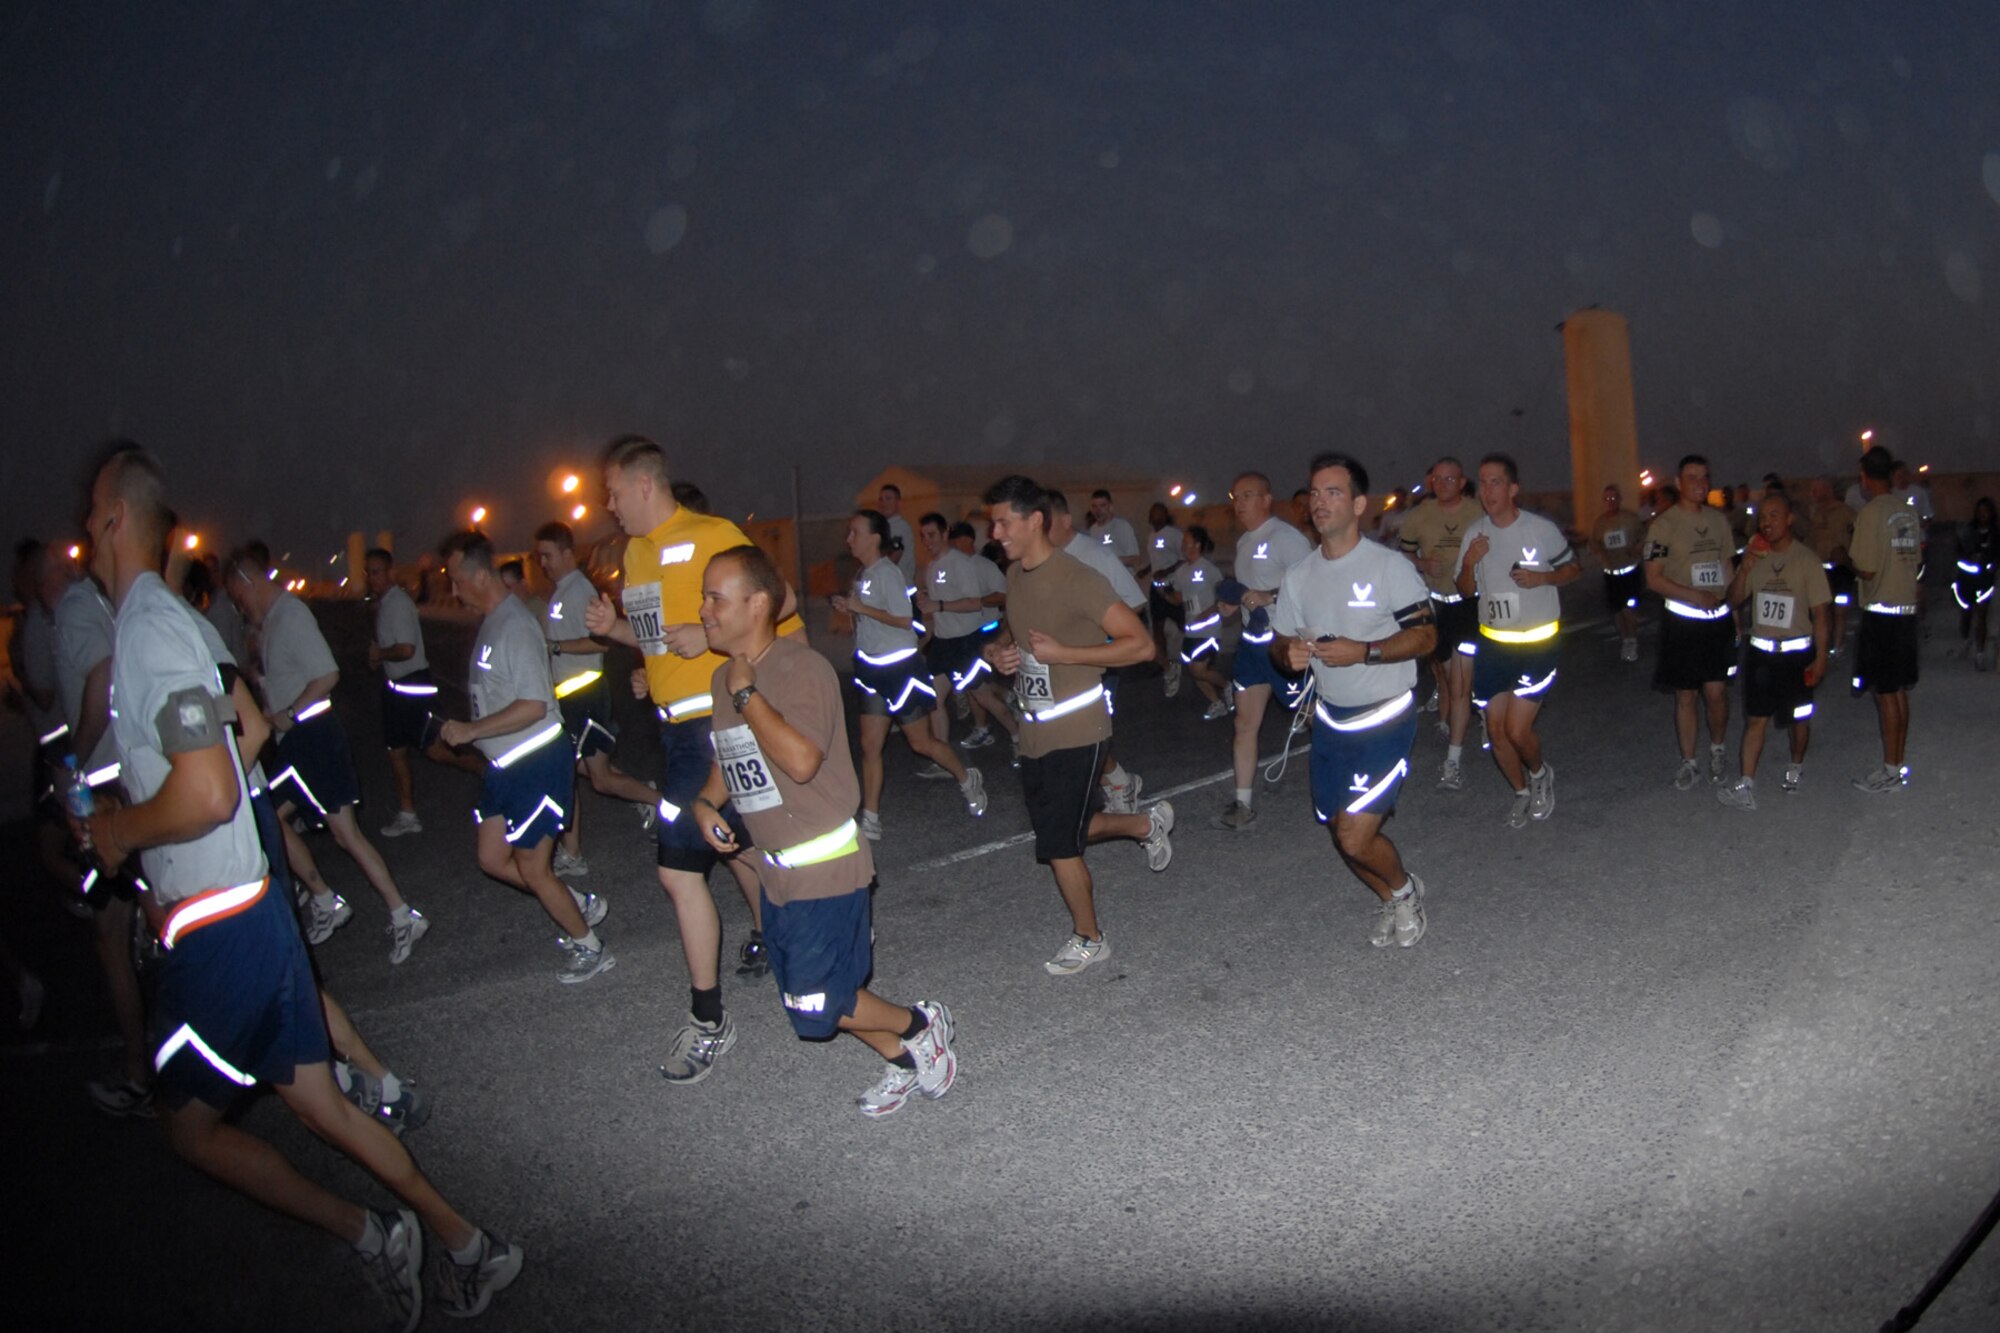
[
  {"x1": 1483, "y1": 591, "x2": 1520, "y2": 626},
  {"x1": 1756, "y1": 592, "x2": 1795, "y2": 630},
  {"x1": 622, "y1": 583, "x2": 667, "y2": 657},
  {"x1": 1603, "y1": 529, "x2": 1627, "y2": 550},
  {"x1": 714, "y1": 724, "x2": 782, "y2": 813},
  {"x1": 1690, "y1": 560, "x2": 1725, "y2": 589},
  {"x1": 1014, "y1": 649, "x2": 1054, "y2": 709}
]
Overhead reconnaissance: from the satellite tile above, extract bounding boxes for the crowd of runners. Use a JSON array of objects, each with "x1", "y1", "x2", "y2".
[{"x1": 2, "y1": 434, "x2": 1990, "y2": 1328}]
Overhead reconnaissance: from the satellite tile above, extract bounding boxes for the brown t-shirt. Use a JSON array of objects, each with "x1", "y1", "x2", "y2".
[
  {"x1": 708, "y1": 639, "x2": 872, "y2": 905},
  {"x1": 1590, "y1": 510, "x2": 1646, "y2": 571},
  {"x1": 1645, "y1": 504, "x2": 1734, "y2": 596},
  {"x1": 1806, "y1": 500, "x2": 1856, "y2": 568},
  {"x1": 1397, "y1": 497, "x2": 1476, "y2": 596},
  {"x1": 1005, "y1": 549, "x2": 1117, "y2": 759},
  {"x1": 1850, "y1": 493, "x2": 1924, "y2": 609},
  {"x1": 1740, "y1": 543, "x2": 1832, "y2": 640}
]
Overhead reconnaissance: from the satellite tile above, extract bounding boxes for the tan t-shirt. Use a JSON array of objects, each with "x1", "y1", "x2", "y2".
[
  {"x1": 1806, "y1": 501, "x2": 1856, "y2": 568},
  {"x1": 1590, "y1": 510, "x2": 1646, "y2": 571},
  {"x1": 1850, "y1": 493, "x2": 1923, "y2": 609},
  {"x1": 1741, "y1": 543, "x2": 1832, "y2": 640},
  {"x1": 1645, "y1": 504, "x2": 1734, "y2": 595},
  {"x1": 1005, "y1": 549, "x2": 1117, "y2": 759},
  {"x1": 1397, "y1": 497, "x2": 1476, "y2": 597},
  {"x1": 707, "y1": 639, "x2": 872, "y2": 905}
]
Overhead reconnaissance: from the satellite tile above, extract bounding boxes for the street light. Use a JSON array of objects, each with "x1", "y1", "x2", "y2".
[
  {"x1": 560, "y1": 473, "x2": 580, "y2": 495},
  {"x1": 470, "y1": 505, "x2": 488, "y2": 526},
  {"x1": 570, "y1": 503, "x2": 587, "y2": 521},
  {"x1": 183, "y1": 532, "x2": 201, "y2": 551}
]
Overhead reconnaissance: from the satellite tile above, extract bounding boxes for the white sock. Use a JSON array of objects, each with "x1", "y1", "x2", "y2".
[
  {"x1": 1530, "y1": 766, "x2": 1547, "y2": 781},
  {"x1": 312, "y1": 889, "x2": 337, "y2": 908},
  {"x1": 1390, "y1": 879, "x2": 1413, "y2": 901},
  {"x1": 575, "y1": 929, "x2": 602, "y2": 952},
  {"x1": 448, "y1": 1229, "x2": 485, "y2": 1266},
  {"x1": 1103, "y1": 763, "x2": 1129, "y2": 787},
  {"x1": 1234, "y1": 787, "x2": 1252, "y2": 807},
  {"x1": 1447, "y1": 745, "x2": 1463, "y2": 764},
  {"x1": 569, "y1": 886, "x2": 589, "y2": 911},
  {"x1": 354, "y1": 1210, "x2": 386, "y2": 1255},
  {"x1": 1710, "y1": 742, "x2": 1726, "y2": 757},
  {"x1": 390, "y1": 903, "x2": 413, "y2": 921}
]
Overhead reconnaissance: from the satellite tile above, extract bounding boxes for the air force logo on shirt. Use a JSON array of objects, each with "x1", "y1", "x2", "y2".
[
  {"x1": 548, "y1": 601, "x2": 562, "y2": 620},
  {"x1": 1254, "y1": 542, "x2": 1270, "y2": 560},
  {"x1": 477, "y1": 645, "x2": 494, "y2": 670},
  {"x1": 859, "y1": 579, "x2": 872, "y2": 597},
  {"x1": 1348, "y1": 581, "x2": 1376, "y2": 608},
  {"x1": 659, "y1": 542, "x2": 696, "y2": 565},
  {"x1": 1520, "y1": 547, "x2": 1540, "y2": 566}
]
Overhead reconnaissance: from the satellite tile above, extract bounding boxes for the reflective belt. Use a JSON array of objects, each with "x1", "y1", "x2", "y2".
[
  {"x1": 764, "y1": 819, "x2": 860, "y2": 869},
  {"x1": 1479, "y1": 620, "x2": 1559, "y2": 644},
  {"x1": 1749, "y1": 635, "x2": 1813, "y2": 653},
  {"x1": 293, "y1": 698, "x2": 333, "y2": 722},
  {"x1": 84, "y1": 761, "x2": 123, "y2": 788},
  {"x1": 161, "y1": 877, "x2": 268, "y2": 950},
  {"x1": 1241, "y1": 629, "x2": 1274, "y2": 645},
  {"x1": 1957, "y1": 560, "x2": 1983, "y2": 575},
  {"x1": 1428, "y1": 591, "x2": 1465, "y2": 604},
  {"x1": 40, "y1": 723, "x2": 70, "y2": 746},
  {"x1": 664, "y1": 693, "x2": 714, "y2": 721},
  {"x1": 980, "y1": 620, "x2": 1001, "y2": 632},
  {"x1": 1603, "y1": 564, "x2": 1638, "y2": 576},
  {"x1": 492, "y1": 720, "x2": 565, "y2": 769},
  {"x1": 1864, "y1": 603, "x2": 1918, "y2": 616},
  {"x1": 1184, "y1": 611, "x2": 1222, "y2": 632},
  {"x1": 1023, "y1": 684, "x2": 1105, "y2": 721},
  {"x1": 1664, "y1": 599, "x2": 1730, "y2": 621},
  {"x1": 385, "y1": 680, "x2": 438, "y2": 696},
  {"x1": 554, "y1": 669, "x2": 602, "y2": 699},
  {"x1": 856, "y1": 646, "x2": 918, "y2": 667},
  {"x1": 1312, "y1": 692, "x2": 1414, "y2": 732}
]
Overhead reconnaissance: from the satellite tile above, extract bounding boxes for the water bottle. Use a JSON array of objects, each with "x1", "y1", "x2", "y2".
[{"x1": 62, "y1": 754, "x2": 94, "y2": 819}]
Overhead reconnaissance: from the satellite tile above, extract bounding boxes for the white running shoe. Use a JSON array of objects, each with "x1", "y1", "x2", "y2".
[
  {"x1": 1505, "y1": 790, "x2": 1531, "y2": 829},
  {"x1": 1708, "y1": 745, "x2": 1728, "y2": 784},
  {"x1": 905, "y1": 1000, "x2": 957, "y2": 1101},
  {"x1": 1528, "y1": 764, "x2": 1555, "y2": 821},
  {"x1": 960, "y1": 725, "x2": 995, "y2": 749},
  {"x1": 860, "y1": 809, "x2": 883, "y2": 841},
  {"x1": 1716, "y1": 778, "x2": 1757, "y2": 810},
  {"x1": 355, "y1": 1208, "x2": 423, "y2": 1333},
  {"x1": 1781, "y1": 763, "x2": 1803, "y2": 793},
  {"x1": 1370, "y1": 896, "x2": 1397, "y2": 949},
  {"x1": 1162, "y1": 659, "x2": 1182, "y2": 698},
  {"x1": 1620, "y1": 637, "x2": 1639, "y2": 662},
  {"x1": 659, "y1": 1012, "x2": 735, "y2": 1083},
  {"x1": 379, "y1": 810, "x2": 422, "y2": 839},
  {"x1": 304, "y1": 892, "x2": 352, "y2": 946},
  {"x1": 1437, "y1": 758, "x2": 1464, "y2": 792},
  {"x1": 1851, "y1": 764, "x2": 1908, "y2": 794},
  {"x1": 552, "y1": 849, "x2": 589, "y2": 878},
  {"x1": 960, "y1": 767, "x2": 987, "y2": 817},
  {"x1": 557, "y1": 937, "x2": 616, "y2": 984},
  {"x1": 1102, "y1": 773, "x2": 1142, "y2": 815},
  {"x1": 1142, "y1": 801, "x2": 1175, "y2": 872},
  {"x1": 914, "y1": 761, "x2": 954, "y2": 781},
  {"x1": 1393, "y1": 874, "x2": 1427, "y2": 948},
  {"x1": 1044, "y1": 932, "x2": 1110, "y2": 976},
  {"x1": 386, "y1": 909, "x2": 428, "y2": 965},
  {"x1": 1201, "y1": 696, "x2": 1231, "y2": 721},
  {"x1": 1673, "y1": 759, "x2": 1700, "y2": 792},
  {"x1": 571, "y1": 889, "x2": 608, "y2": 928},
  {"x1": 857, "y1": 1062, "x2": 920, "y2": 1118}
]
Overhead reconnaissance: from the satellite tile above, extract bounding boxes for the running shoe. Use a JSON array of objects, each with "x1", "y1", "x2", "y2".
[
  {"x1": 637, "y1": 799, "x2": 658, "y2": 831},
  {"x1": 950, "y1": 690, "x2": 972, "y2": 721},
  {"x1": 1851, "y1": 764, "x2": 1908, "y2": 794},
  {"x1": 857, "y1": 1062, "x2": 920, "y2": 1118},
  {"x1": 387, "y1": 909, "x2": 429, "y2": 965},
  {"x1": 960, "y1": 767, "x2": 987, "y2": 817},
  {"x1": 338, "y1": 1064, "x2": 434, "y2": 1137},
  {"x1": 1393, "y1": 874, "x2": 1428, "y2": 948},
  {"x1": 1369, "y1": 896, "x2": 1397, "y2": 949},
  {"x1": 1211, "y1": 799, "x2": 1257, "y2": 832},
  {"x1": 86, "y1": 1076, "x2": 154, "y2": 1118},
  {"x1": 1437, "y1": 758, "x2": 1464, "y2": 792},
  {"x1": 557, "y1": 937, "x2": 616, "y2": 984},
  {"x1": 960, "y1": 725, "x2": 995, "y2": 749},
  {"x1": 1505, "y1": 789, "x2": 1531, "y2": 829},
  {"x1": 660, "y1": 1012, "x2": 736, "y2": 1084},
  {"x1": 355, "y1": 1207, "x2": 423, "y2": 1333},
  {"x1": 1162, "y1": 660, "x2": 1182, "y2": 698},
  {"x1": 379, "y1": 810, "x2": 422, "y2": 839},
  {"x1": 860, "y1": 809, "x2": 883, "y2": 841},
  {"x1": 1528, "y1": 763, "x2": 1555, "y2": 821},
  {"x1": 1716, "y1": 778, "x2": 1757, "y2": 810},
  {"x1": 736, "y1": 929, "x2": 769, "y2": 978},
  {"x1": 1201, "y1": 696, "x2": 1232, "y2": 722},
  {"x1": 552, "y1": 849, "x2": 589, "y2": 878},
  {"x1": 304, "y1": 892, "x2": 352, "y2": 946},
  {"x1": 1434, "y1": 717, "x2": 1450, "y2": 741},
  {"x1": 1142, "y1": 801, "x2": 1175, "y2": 872},
  {"x1": 574, "y1": 891, "x2": 608, "y2": 928},
  {"x1": 1708, "y1": 744, "x2": 1728, "y2": 785},
  {"x1": 914, "y1": 761, "x2": 954, "y2": 781},
  {"x1": 1672, "y1": 759, "x2": 1700, "y2": 792},
  {"x1": 1102, "y1": 773, "x2": 1142, "y2": 815},
  {"x1": 1781, "y1": 763, "x2": 1803, "y2": 793},
  {"x1": 1620, "y1": 637, "x2": 1639, "y2": 663},
  {"x1": 905, "y1": 1000, "x2": 957, "y2": 1100},
  {"x1": 1421, "y1": 688, "x2": 1439, "y2": 713},
  {"x1": 1044, "y1": 932, "x2": 1111, "y2": 976},
  {"x1": 432, "y1": 1230, "x2": 524, "y2": 1319}
]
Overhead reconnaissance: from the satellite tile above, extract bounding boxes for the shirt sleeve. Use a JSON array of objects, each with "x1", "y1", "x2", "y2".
[
  {"x1": 1849, "y1": 508, "x2": 1882, "y2": 571},
  {"x1": 1270, "y1": 565, "x2": 1305, "y2": 638},
  {"x1": 500, "y1": 612, "x2": 554, "y2": 707}
]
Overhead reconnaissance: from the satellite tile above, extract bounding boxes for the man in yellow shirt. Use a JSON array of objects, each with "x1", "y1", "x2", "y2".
[{"x1": 584, "y1": 435, "x2": 801, "y2": 1083}]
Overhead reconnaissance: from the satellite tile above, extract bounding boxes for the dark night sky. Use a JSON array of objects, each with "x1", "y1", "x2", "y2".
[{"x1": 5, "y1": 2, "x2": 1996, "y2": 557}]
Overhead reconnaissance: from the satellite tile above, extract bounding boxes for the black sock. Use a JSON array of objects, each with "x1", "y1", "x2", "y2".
[
  {"x1": 889, "y1": 1051, "x2": 917, "y2": 1070},
  {"x1": 690, "y1": 986, "x2": 723, "y2": 1026},
  {"x1": 898, "y1": 1007, "x2": 928, "y2": 1041}
]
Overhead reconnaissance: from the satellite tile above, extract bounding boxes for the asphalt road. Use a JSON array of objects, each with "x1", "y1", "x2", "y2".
[{"x1": 8, "y1": 587, "x2": 1999, "y2": 1332}]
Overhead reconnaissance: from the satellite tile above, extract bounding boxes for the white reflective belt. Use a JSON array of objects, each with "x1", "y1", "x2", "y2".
[
  {"x1": 156, "y1": 1022, "x2": 258, "y2": 1087},
  {"x1": 656, "y1": 797, "x2": 683, "y2": 824},
  {"x1": 1024, "y1": 684, "x2": 1105, "y2": 721},
  {"x1": 40, "y1": 723, "x2": 70, "y2": 746},
  {"x1": 1749, "y1": 635, "x2": 1813, "y2": 653},
  {"x1": 666, "y1": 693, "x2": 714, "y2": 720},
  {"x1": 85, "y1": 762, "x2": 122, "y2": 788},
  {"x1": 1241, "y1": 629, "x2": 1274, "y2": 644},
  {"x1": 1184, "y1": 611, "x2": 1222, "y2": 632},
  {"x1": 1428, "y1": 591, "x2": 1465, "y2": 604},
  {"x1": 492, "y1": 720, "x2": 565, "y2": 769},
  {"x1": 554, "y1": 669, "x2": 602, "y2": 699},
  {"x1": 1665, "y1": 599, "x2": 1731, "y2": 620},
  {"x1": 766, "y1": 819, "x2": 860, "y2": 869},
  {"x1": 1313, "y1": 692, "x2": 1414, "y2": 732},
  {"x1": 386, "y1": 680, "x2": 438, "y2": 696},
  {"x1": 1604, "y1": 564, "x2": 1638, "y2": 576},
  {"x1": 1864, "y1": 603, "x2": 1918, "y2": 616},
  {"x1": 1957, "y1": 560, "x2": 1983, "y2": 575},
  {"x1": 293, "y1": 698, "x2": 333, "y2": 722},
  {"x1": 161, "y1": 877, "x2": 267, "y2": 949},
  {"x1": 1792, "y1": 703, "x2": 1815, "y2": 720},
  {"x1": 855, "y1": 646, "x2": 918, "y2": 667}
]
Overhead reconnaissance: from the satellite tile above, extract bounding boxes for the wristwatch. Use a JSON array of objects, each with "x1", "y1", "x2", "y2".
[
  {"x1": 731, "y1": 684, "x2": 758, "y2": 712},
  {"x1": 1365, "y1": 641, "x2": 1384, "y2": 666}
]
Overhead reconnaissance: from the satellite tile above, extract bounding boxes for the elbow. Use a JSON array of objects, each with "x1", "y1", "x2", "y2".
[{"x1": 783, "y1": 749, "x2": 826, "y2": 785}]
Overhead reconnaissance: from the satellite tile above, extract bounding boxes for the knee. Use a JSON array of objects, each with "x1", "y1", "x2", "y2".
[{"x1": 1332, "y1": 823, "x2": 1371, "y2": 860}]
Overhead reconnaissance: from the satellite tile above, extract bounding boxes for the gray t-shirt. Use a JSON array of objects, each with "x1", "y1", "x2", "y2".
[
  {"x1": 1234, "y1": 516, "x2": 1315, "y2": 593},
  {"x1": 544, "y1": 568, "x2": 605, "y2": 676},
  {"x1": 885, "y1": 514, "x2": 918, "y2": 583},
  {"x1": 1147, "y1": 524, "x2": 1184, "y2": 575},
  {"x1": 15, "y1": 603, "x2": 62, "y2": 740},
  {"x1": 204, "y1": 591, "x2": 248, "y2": 665},
  {"x1": 1273, "y1": 540, "x2": 1430, "y2": 706},
  {"x1": 259, "y1": 592, "x2": 338, "y2": 715},
  {"x1": 926, "y1": 548, "x2": 1004, "y2": 639},
  {"x1": 853, "y1": 557, "x2": 919, "y2": 661},
  {"x1": 1087, "y1": 515, "x2": 1140, "y2": 562},
  {"x1": 1065, "y1": 534, "x2": 1146, "y2": 609},
  {"x1": 470, "y1": 594, "x2": 561, "y2": 762},
  {"x1": 54, "y1": 576, "x2": 119, "y2": 773},
  {"x1": 112, "y1": 572, "x2": 265, "y2": 907},
  {"x1": 373, "y1": 584, "x2": 428, "y2": 679},
  {"x1": 1464, "y1": 510, "x2": 1573, "y2": 630}
]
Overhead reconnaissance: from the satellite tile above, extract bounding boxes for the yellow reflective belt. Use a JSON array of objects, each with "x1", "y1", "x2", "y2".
[
  {"x1": 765, "y1": 819, "x2": 861, "y2": 869},
  {"x1": 1479, "y1": 620, "x2": 1559, "y2": 644},
  {"x1": 554, "y1": 670, "x2": 602, "y2": 699}
]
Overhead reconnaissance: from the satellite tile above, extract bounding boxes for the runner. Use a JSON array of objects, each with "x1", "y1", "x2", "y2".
[
  {"x1": 1588, "y1": 483, "x2": 1646, "y2": 663},
  {"x1": 1144, "y1": 503, "x2": 1185, "y2": 691},
  {"x1": 363, "y1": 548, "x2": 434, "y2": 839},
  {"x1": 1457, "y1": 453, "x2": 1580, "y2": 828},
  {"x1": 696, "y1": 544, "x2": 959, "y2": 1118},
  {"x1": 1167, "y1": 526, "x2": 1233, "y2": 718},
  {"x1": 1848, "y1": 445, "x2": 1924, "y2": 791},
  {"x1": 80, "y1": 444, "x2": 521, "y2": 1327},
  {"x1": 834, "y1": 509, "x2": 986, "y2": 839},
  {"x1": 876, "y1": 482, "x2": 919, "y2": 586},
  {"x1": 1805, "y1": 475, "x2": 1858, "y2": 656},
  {"x1": 1716, "y1": 492, "x2": 1831, "y2": 808},
  {"x1": 1272, "y1": 454, "x2": 1437, "y2": 949},
  {"x1": 1643, "y1": 455, "x2": 1738, "y2": 790},
  {"x1": 1214, "y1": 471, "x2": 1314, "y2": 831},
  {"x1": 437, "y1": 531, "x2": 612, "y2": 982},
  {"x1": 1396, "y1": 457, "x2": 1478, "y2": 788},
  {"x1": 914, "y1": 514, "x2": 1018, "y2": 757},
  {"x1": 1085, "y1": 488, "x2": 1147, "y2": 580},
  {"x1": 1950, "y1": 497, "x2": 1996, "y2": 671},
  {"x1": 981, "y1": 475, "x2": 1174, "y2": 975},
  {"x1": 225, "y1": 546, "x2": 429, "y2": 964},
  {"x1": 1050, "y1": 490, "x2": 1149, "y2": 814}
]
